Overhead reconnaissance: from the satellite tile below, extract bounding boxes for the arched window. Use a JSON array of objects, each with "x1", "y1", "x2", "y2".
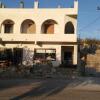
[
  {"x1": 41, "y1": 19, "x2": 57, "y2": 34},
  {"x1": 21, "y1": 19, "x2": 36, "y2": 33},
  {"x1": 2, "y1": 19, "x2": 14, "y2": 33},
  {"x1": 65, "y1": 22, "x2": 74, "y2": 34}
]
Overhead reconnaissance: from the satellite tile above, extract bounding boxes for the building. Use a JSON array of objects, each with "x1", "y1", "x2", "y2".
[{"x1": 0, "y1": 0, "x2": 78, "y2": 67}]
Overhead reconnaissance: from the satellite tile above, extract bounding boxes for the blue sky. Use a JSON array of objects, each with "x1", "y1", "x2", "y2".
[{"x1": 1, "y1": 0, "x2": 100, "y2": 39}]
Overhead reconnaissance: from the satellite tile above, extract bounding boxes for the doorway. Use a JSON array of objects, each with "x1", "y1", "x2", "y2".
[{"x1": 61, "y1": 46, "x2": 74, "y2": 67}]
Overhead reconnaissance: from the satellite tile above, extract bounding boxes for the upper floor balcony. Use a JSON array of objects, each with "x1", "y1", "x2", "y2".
[{"x1": 0, "y1": 19, "x2": 77, "y2": 43}]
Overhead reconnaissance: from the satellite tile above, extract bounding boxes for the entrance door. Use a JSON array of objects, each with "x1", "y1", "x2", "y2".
[
  {"x1": 64, "y1": 51, "x2": 73, "y2": 65},
  {"x1": 61, "y1": 46, "x2": 73, "y2": 66},
  {"x1": 13, "y1": 48, "x2": 23, "y2": 65}
]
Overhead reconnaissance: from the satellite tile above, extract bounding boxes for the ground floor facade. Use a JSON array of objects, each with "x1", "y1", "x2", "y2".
[{"x1": 0, "y1": 42, "x2": 78, "y2": 67}]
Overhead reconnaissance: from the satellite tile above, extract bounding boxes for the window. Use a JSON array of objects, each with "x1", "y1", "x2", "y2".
[
  {"x1": 43, "y1": 23, "x2": 54, "y2": 34},
  {"x1": 65, "y1": 22, "x2": 74, "y2": 34},
  {"x1": 41, "y1": 19, "x2": 57, "y2": 34},
  {"x1": 21, "y1": 19, "x2": 36, "y2": 33},
  {"x1": 4, "y1": 24, "x2": 13, "y2": 33},
  {"x1": 2, "y1": 19, "x2": 14, "y2": 33},
  {"x1": 34, "y1": 49, "x2": 56, "y2": 61}
]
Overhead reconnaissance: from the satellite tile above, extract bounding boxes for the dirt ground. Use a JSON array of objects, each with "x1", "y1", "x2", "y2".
[{"x1": 0, "y1": 78, "x2": 100, "y2": 100}]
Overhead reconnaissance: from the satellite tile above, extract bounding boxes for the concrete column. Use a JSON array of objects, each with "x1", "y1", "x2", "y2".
[
  {"x1": 73, "y1": 45, "x2": 78, "y2": 65},
  {"x1": 36, "y1": 23, "x2": 41, "y2": 34},
  {"x1": 1, "y1": 24, "x2": 4, "y2": 34},
  {"x1": 0, "y1": 1, "x2": 2, "y2": 8},
  {"x1": 19, "y1": 1, "x2": 24, "y2": 8},
  {"x1": 56, "y1": 46, "x2": 61, "y2": 65},
  {"x1": 74, "y1": 0, "x2": 78, "y2": 9},
  {"x1": 34, "y1": 0, "x2": 39, "y2": 9},
  {"x1": 34, "y1": 22, "x2": 40, "y2": 44},
  {"x1": 14, "y1": 22, "x2": 21, "y2": 34}
]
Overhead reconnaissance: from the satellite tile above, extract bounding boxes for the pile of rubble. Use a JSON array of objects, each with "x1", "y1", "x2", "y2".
[
  {"x1": 30, "y1": 60, "x2": 55, "y2": 78},
  {"x1": 0, "y1": 61, "x2": 78, "y2": 79},
  {"x1": 0, "y1": 60, "x2": 55, "y2": 78}
]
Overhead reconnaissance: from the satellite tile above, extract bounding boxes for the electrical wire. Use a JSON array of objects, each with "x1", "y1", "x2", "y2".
[{"x1": 79, "y1": 16, "x2": 100, "y2": 32}]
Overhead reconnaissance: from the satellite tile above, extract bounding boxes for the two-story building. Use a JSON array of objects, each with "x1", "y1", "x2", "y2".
[{"x1": 0, "y1": 0, "x2": 78, "y2": 67}]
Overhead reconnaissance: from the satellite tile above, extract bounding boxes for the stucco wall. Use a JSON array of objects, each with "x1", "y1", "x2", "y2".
[{"x1": 0, "y1": 0, "x2": 78, "y2": 66}]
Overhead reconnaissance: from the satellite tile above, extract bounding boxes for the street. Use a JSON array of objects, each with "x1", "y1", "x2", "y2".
[{"x1": 0, "y1": 78, "x2": 100, "y2": 100}]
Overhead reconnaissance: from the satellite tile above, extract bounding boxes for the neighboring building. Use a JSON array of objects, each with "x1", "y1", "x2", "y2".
[{"x1": 0, "y1": 0, "x2": 78, "y2": 67}]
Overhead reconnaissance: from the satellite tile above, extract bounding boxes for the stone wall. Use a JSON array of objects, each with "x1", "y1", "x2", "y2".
[{"x1": 86, "y1": 49, "x2": 100, "y2": 76}]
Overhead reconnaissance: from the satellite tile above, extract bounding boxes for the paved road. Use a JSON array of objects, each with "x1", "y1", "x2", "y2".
[{"x1": 0, "y1": 78, "x2": 100, "y2": 100}]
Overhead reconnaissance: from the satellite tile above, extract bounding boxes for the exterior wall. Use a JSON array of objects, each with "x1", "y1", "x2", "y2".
[
  {"x1": 0, "y1": 1, "x2": 78, "y2": 66},
  {"x1": 0, "y1": 1, "x2": 78, "y2": 42},
  {"x1": 3, "y1": 43, "x2": 77, "y2": 67}
]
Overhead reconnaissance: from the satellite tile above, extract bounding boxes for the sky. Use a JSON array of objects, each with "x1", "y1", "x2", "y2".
[{"x1": 1, "y1": 0, "x2": 100, "y2": 39}]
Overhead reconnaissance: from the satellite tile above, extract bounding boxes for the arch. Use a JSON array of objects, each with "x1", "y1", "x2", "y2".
[
  {"x1": 41, "y1": 19, "x2": 58, "y2": 34},
  {"x1": 21, "y1": 19, "x2": 36, "y2": 33},
  {"x1": 65, "y1": 22, "x2": 74, "y2": 34},
  {"x1": 2, "y1": 19, "x2": 14, "y2": 33}
]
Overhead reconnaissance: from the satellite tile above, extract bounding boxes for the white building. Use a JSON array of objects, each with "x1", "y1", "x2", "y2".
[{"x1": 0, "y1": 0, "x2": 78, "y2": 67}]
